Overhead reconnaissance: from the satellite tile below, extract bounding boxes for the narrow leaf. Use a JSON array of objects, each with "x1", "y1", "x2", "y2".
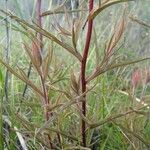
[
  {"x1": 0, "y1": 10, "x2": 82, "y2": 61},
  {"x1": 87, "y1": 57, "x2": 150, "y2": 83},
  {"x1": 88, "y1": 0, "x2": 134, "y2": 20},
  {"x1": 0, "y1": 59, "x2": 44, "y2": 97}
]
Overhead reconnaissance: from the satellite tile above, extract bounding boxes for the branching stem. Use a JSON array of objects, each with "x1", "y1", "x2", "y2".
[{"x1": 81, "y1": 0, "x2": 94, "y2": 147}]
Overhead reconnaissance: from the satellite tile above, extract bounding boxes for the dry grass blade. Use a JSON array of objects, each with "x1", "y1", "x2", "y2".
[
  {"x1": 0, "y1": 59, "x2": 44, "y2": 97},
  {"x1": 2, "y1": 115, "x2": 28, "y2": 150},
  {"x1": 14, "y1": 126, "x2": 28, "y2": 150},
  {"x1": 57, "y1": 23, "x2": 72, "y2": 37},
  {"x1": 130, "y1": 16, "x2": 150, "y2": 28},
  {"x1": 42, "y1": 9, "x2": 88, "y2": 17},
  {"x1": 41, "y1": 0, "x2": 68, "y2": 17},
  {"x1": 88, "y1": 0, "x2": 134, "y2": 20},
  {"x1": 0, "y1": 10, "x2": 82, "y2": 61},
  {"x1": 118, "y1": 90, "x2": 149, "y2": 108},
  {"x1": 115, "y1": 123, "x2": 150, "y2": 148},
  {"x1": 89, "y1": 105, "x2": 149, "y2": 129},
  {"x1": 119, "y1": 128, "x2": 137, "y2": 150}
]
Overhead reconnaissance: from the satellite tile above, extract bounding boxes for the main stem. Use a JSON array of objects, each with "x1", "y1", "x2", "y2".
[{"x1": 81, "y1": 0, "x2": 94, "y2": 147}]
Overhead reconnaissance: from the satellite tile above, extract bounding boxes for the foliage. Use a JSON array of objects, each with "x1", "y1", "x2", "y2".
[{"x1": 0, "y1": 0, "x2": 150, "y2": 149}]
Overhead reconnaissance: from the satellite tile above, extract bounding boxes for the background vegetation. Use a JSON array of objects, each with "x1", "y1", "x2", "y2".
[{"x1": 0, "y1": 0, "x2": 150, "y2": 149}]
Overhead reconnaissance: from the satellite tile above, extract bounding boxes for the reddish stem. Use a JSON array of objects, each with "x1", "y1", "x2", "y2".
[
  {"x1": 81, "y1": 0, "x2": 94, "y2": 147},
  {"x1": 37, "y1": 0, "x2": 62, "y2": 147}
]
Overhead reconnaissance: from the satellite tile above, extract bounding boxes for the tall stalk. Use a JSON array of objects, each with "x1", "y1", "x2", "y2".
[{"x1": 81, "y1": 0, "x2": 94, "y2": 147}]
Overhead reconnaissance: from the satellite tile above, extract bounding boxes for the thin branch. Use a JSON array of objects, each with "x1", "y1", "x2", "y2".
[
  {"x1": 0, "y1": 10, "x2": 82, "y2": 62},
  {"x1": 130, "y1": 16, "x2": 150, "y2": 28},
  {"x1": 115, "y1": 123, "x2": 150, "y2": 148},
  {"x1": 41, "y1": 9, "x2": 88, "y2": 17},
  {"x1": 89, "y1": 106, "x2": 149, "y2": 129}
]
